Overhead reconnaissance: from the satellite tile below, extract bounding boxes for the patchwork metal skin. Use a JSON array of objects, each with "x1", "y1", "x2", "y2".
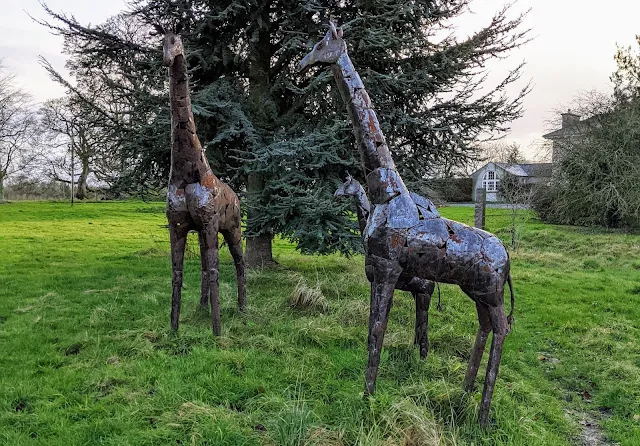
[
  {"x1": 157, "y1": 25, "x2": 246, "y2": 336},
  {"x1": 299, "y1": 22, "x2": 515, "y2": 427},
  {"x1": 335, "y1": 175, "x2": 436, "y2": 359}
]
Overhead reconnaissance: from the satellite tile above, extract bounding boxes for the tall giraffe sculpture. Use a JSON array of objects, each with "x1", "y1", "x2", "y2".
[
  {"x1": 299, "y1": 22, "x2": 514, "y2": 427},
  {"x1": 334, "y1": 174, "x2": 440, "y2": 360},
  {"x1": 156, "y1": 24, "x2": 246, "y2": 336}
]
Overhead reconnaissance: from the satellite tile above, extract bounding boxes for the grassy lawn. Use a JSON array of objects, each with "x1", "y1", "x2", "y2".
[{"x1": 1, "y1": 201, "x2": 639, "y2": 445}]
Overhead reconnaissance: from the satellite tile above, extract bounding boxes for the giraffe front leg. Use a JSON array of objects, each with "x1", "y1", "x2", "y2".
[
  {"x1": 478, "y1": 304, "x2": 508, "y2": 428},
  {"x1": 168, "y1": 220, "x2": 190, "y2": 331},
  {"x1": 364, "y1": 256, "x2": 403, "y2": 397},
  {"x1": 202, "y1": 224, "x2": 221, "y2": 336}
]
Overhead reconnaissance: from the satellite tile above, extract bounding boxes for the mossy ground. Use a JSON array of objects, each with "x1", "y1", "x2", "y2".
[{"x1": 1, "y1": 201, "x2": 639, "y2": 445}]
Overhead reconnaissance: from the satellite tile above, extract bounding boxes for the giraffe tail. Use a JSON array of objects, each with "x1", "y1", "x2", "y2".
[
  {"x1": 436, "y1": 282, "x2": 442, "y2": 311},
  {"x1": 506, "y1": 273, "x2": 515, "y2": 333}
]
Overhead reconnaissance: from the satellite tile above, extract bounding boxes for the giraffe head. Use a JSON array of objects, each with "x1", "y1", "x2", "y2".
[
  {"x1": 297, "y1": 21, "x2": 346, "y2": 72},
  {"x1": 334, "y1": 173, "x2": 362, "y2": 199},
  {"x1": 152, "y1": 23, "x2": 184, "y2": 67}
]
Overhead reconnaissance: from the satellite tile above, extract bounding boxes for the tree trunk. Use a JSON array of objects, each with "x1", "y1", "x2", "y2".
[
  {"x1": 245, "y1": 170, "x2": 274, "y2": 268},
  {"x1": 245, "y1": 232, "x2": 274, "y2": 269},
  {"x1": 0, "y1": 175, "x2": 5, "y2": 202},
  {"x1": 244, "y1": 10, "x2": 275, "y2": 268},
  {"x1": 75, "y1": 155, "x2": 90, "y2": 200}
]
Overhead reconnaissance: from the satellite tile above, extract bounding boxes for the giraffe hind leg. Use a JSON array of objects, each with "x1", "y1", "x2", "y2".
[
  {"x1": 413, "y1": 280, "x2": 434, "y2": 360},
  {"x1": 198, "y1": 232, "x2": 209, "y2": 309},
  {"x1": 463, "y1": 302, "x2": 491, "y2": 393},
  {"x1": 478, "y1": 303, "x2": 508, "y2": 428},
  {"x1": 222, "y1": 228, "x2": 246, "y2": 312}
]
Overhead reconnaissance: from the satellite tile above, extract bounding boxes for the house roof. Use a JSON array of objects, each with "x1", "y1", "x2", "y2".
[
  {"x1": 497, "y1": 162, "x2": 553, "y2": 177},
  {"x1": 542, "y1": 115, "x2": 601, "y2": 139},
  {"x1": 472, "y1": 161, "x2": 553, "y2": 178}
]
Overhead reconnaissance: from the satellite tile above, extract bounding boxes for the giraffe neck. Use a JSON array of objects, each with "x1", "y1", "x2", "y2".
[
  {"x1": 169, "y1": 54, "x2": 210, "y2": 185},
  {"x1": 351, "y1": 183, "x2": 371, "y2": 234},
  {"x1": 331, "y1": 53, "x2": 409, "y2": 204}
]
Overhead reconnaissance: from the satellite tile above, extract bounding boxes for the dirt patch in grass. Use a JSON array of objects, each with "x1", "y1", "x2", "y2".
[
  {"x1": 565, "y1": 409, "x2": 619, "y2": 446},
  {"x1": 64, "y1": 342, "x2": 84, "y2": 356},
  {"x1": 628, "y1": 285, "x2": 640, "y2": 295}
]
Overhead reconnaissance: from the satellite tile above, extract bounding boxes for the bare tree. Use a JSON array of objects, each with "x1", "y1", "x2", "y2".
[
  {"x1": 457, "y1": 141, "x2": 527, "y2": 177},
  {"x1": 39, "y1": 95, "x2": 120, "y2": 200},
  {"x1": 0, "y1": 63, "x2": 39, "y2": 202},
  {"x1": 480, "y1": 141, "x2": 527, "y2": 164},
  {"x1": 498, "y1": 173, "x2": 534, "y2": 249}
]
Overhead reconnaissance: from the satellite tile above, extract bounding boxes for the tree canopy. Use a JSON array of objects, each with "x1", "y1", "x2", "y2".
[{"x1": 613, "y1": 34, "x2": 640, "y2": 102}]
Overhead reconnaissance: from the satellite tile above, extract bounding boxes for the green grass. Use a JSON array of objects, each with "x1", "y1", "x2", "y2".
[{"x1": 1, "y1": 201, "x2": 639, "y2": 445}]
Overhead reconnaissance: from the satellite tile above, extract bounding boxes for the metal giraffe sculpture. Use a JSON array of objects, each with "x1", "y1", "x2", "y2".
[
  {"x1": 335, "y1": 175, "x2": 439, "y2": 359},
  {"x1": 157, "y1": 24, "x2": 246, "y2": 336},
  {"x1": 299, "y1": 22, "x2": 514, "y2": 427}
]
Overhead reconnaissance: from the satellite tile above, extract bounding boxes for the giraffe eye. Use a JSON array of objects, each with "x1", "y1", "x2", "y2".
[
  {"x1": 171, "y1": 37, "x2": 176, "y2": 44},
  {"x1": 317, "y1": 41, "x2": 324, "y2": 50}
]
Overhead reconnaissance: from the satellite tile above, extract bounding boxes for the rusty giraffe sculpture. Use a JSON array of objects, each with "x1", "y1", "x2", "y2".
[
  {"x1": 299, "y1": 22, "x2": 514, "y2": 427},
  {"x1": 334, "y1": 174, "x2": 440, "y2": 359},
  {"x1": 156, "y1": 24, "x2": 246, "y2": 336}
]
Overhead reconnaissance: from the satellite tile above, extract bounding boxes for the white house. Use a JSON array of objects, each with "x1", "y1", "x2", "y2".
[
  {"x1": 470, "y1": 110, "x2": 591, "y2": 202},
  {"x1": 471, "y1": 162, "x2": 552, "y2": 202}
]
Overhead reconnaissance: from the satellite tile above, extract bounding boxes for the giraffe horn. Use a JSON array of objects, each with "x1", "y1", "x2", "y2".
[{"x1": 328, "y1": 20, "x2": 338, "y2": 38}]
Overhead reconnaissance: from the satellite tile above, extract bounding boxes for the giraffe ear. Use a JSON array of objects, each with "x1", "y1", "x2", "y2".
[{"x1": 337, "y1": 27, "x2": 343, "y2": 38}]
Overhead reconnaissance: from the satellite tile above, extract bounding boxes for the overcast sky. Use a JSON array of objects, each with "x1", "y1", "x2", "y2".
[{"x1": 2, "y1": 0, "x2": 639, "y2": 160}]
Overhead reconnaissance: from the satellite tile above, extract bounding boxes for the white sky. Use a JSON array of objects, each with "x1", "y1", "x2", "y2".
[{"x1": 2, "y1": 0, "x2": 639, "y2": 160}]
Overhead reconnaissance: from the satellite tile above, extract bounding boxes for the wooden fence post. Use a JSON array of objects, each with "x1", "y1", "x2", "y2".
[{"x1": 474, "y1": 188, "x2": 486, "y2": 229}]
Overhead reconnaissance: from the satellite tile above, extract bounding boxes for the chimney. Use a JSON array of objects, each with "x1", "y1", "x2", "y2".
[{"x1": 561, "y1": 109, "x2": 580, "y2": 129}]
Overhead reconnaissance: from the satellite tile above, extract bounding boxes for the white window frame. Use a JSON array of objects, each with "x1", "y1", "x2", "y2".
[{"x1": 481, "y1": 170, "x2": 500, "y2": 192}]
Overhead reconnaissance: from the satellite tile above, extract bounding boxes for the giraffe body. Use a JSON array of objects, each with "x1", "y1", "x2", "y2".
[
  {"x1": 300, "y1": 23, "x2": 514, "y2": 427},
  {"x1": 335, "y1": 176, "x2": 437, "y2": 359},
  {"x1": 160, "y1": 29, "x2": 246, "y2": 336}
]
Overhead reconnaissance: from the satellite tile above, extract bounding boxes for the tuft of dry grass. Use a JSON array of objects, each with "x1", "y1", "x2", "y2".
[
  {"x1": 290, "y1": 277, "x2": 329, "y2": 313},
  {"x1": 355, "y1": 398, "x2": 453, "y2": 446}
]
